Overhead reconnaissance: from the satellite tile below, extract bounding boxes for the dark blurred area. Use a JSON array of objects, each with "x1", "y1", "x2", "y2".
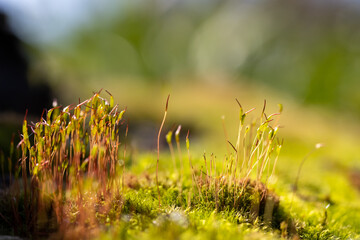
[
  {"x1": 0, "y1": 10, "x2": 52, "y2": 115},
  {"x1": 0, "y1": 10, "x2": 53, "y2": 163}
]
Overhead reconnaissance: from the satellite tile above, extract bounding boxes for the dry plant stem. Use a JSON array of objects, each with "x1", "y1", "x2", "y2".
[{"x1": 156, "y1": 94, "x2": 170, "y2": 207}]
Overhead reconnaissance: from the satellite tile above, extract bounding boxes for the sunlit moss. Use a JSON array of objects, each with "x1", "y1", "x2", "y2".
[{"x1": 1, "y1": 92, "x2": 360, "y2": 239}]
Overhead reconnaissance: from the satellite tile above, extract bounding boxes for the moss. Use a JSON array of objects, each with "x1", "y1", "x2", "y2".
[{"x1": 1, "y1": 92, "x2": 360, "y2": 239}]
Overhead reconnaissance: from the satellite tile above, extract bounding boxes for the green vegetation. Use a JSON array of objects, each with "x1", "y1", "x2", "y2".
[{"x1": 0, "y1": 91, "x2": 360, "y2": 239}]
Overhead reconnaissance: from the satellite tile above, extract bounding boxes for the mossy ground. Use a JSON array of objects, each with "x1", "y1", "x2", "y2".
[
  {"x1": 1, "y1": 83, "x2": 360, "y2": 239},
  {"x1": 2, "y1": 151, "x2": 359, "y2": 239}
]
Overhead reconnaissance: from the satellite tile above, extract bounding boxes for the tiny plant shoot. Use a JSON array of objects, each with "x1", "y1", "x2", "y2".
[{"x1": 156, "y1": 94, "x2": 170, "y2": 207}]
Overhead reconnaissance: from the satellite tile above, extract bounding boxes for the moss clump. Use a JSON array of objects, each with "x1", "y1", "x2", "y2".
[{"x1": 2, "y1": 92, "x2": 358, "y2": 239}]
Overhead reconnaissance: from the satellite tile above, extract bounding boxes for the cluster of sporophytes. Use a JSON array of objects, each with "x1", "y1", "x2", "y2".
[
  {"x1": 13, "y1": 90, "x2": 127, "y2": 237},
  {"x1": 164, "y1": 99, "x2": 285, "y2": 225},
  {"x1": 1, "y1": 92, "x2": 287, "y2": 238}
]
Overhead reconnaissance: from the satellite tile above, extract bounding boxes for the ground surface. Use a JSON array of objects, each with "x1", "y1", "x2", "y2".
[{"x1": 1, "y1": 79, "x2": 360, "y2": 239}]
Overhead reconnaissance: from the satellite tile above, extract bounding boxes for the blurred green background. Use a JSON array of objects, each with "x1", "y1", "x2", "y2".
[
  {"x1": 3, "y1": 1, "x2": 360, "y2": 111},
  {"x1": 1, "y1": 0, "x2": 360, "y2": 162}
]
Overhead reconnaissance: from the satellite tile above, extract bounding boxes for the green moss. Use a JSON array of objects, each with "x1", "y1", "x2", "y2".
[{"x1": 1, "y1": 92, "x2": 360, "y2": 239}]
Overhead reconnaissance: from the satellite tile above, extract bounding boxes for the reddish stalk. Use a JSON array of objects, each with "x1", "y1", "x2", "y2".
[{"x1": 156, "y1": 94, "x2": 170, "y2": 207}]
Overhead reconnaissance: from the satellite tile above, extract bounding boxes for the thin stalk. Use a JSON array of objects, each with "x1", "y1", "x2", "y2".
[
  {"x1": 175, "y1": 125, "x2": 183, "y2": 205},
  {"x1": 156, "y1": 94, "x2": 170, "y2": 208},
  {"x1": 186, "y1": 130, "x2": 203, "y2": 201},
  {"x1": 122, "y1": 123, "x2": 128, "y2": 192},
  {"x1": 289, "y1": 143, "x2": 324, "y2": 210},
  {"x1": 257, "y1": 140, "x2": 272, "y2": 181},
  {"x1": 293, "y1": 143, "x2": 323, "y2": 192},
  {"x1": 175, "y1": 125, "x2": 183, "y2": 177},
  {"x1": 221, "y1": 116, "x2": 231, "y2": 156},
  {"x1": 268, "y1": 145, "x2": 281, "y2": 183},
  {"x1": 166, "y1": 130, "x2": 176, "y2": 171}
]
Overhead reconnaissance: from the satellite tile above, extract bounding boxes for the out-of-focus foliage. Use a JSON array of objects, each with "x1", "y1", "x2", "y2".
[
  {"x1": 238, "y1": 1, "x2": 360, "y2": 111},
  {"x1": 31, "y1": 0, "x2": 360, "y2": 116}
]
